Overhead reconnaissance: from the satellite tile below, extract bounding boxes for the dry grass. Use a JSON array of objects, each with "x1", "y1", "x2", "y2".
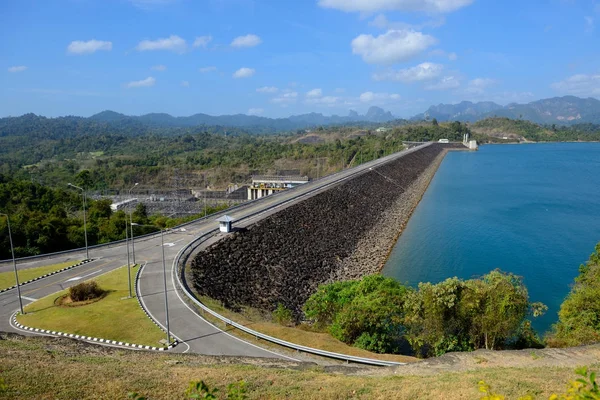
[
  {"x1": 195, "y1": 294, "x2": 417, "y2": 364},
  {"x1": 16, "y1": 265, "x2": 166, "y2": 347},
  {"x1": 0, "y1": 334, "x2": 593, "y2": 399},
  {"x1": 0, "y1": 261, "x2": 79, "y2": 291}
]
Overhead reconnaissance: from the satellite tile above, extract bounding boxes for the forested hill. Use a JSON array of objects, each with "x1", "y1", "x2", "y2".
[
  {"x1": 412, "y1": 96, "x2": 600, "y2": 124},
  {"x1": 0, "y1": 106, "x2": 399, "y2": 138}
]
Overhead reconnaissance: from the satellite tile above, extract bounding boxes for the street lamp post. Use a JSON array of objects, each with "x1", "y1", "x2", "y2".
[
  {"x1": 1, "y1": 213, "x2": 24, "y2": 314},
  {"x1": 68, "y1": 183, "x2": 89, "y2": 260},
  {"x1": 160, "y1": 228, "x2": 171, "y2": 344},
  {"x1": 128, "y1": 183, "x2": 139, "y2": 264},
  {"x1": 131, "y1": 222, "x2": 171, "y2": 344}
]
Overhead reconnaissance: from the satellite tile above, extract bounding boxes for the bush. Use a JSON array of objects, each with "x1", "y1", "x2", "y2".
[
  {"x1": 68, "y1": 281, "x2": 104, "y2": 302},
  {"x1": 273, "y1": 303, "x2": 293, "y2": 326},
  {"x1": 547, "y1": 243, "x2": 600, "y2": 347}
]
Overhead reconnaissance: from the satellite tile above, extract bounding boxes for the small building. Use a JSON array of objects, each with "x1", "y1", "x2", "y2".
[
  {"x1": 438, "y1": 138, "x2": 449, "y2": 143},
  {"x1": 216, "y1": 215, "x2": 234, "y2": 233},
  {"x1": 376, "y1": 127, "x2": 389, "y2": 133},
  {"x1": 247, "y1": 175, "x2": 308, "y2": 200},
  {"x1": 110, "y1": 198, "x2": 138, "y2": 211}
]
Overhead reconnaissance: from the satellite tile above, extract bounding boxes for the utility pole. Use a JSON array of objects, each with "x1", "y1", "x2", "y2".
[
  {"x1": 68, "y1": 183, "x2": 89, "y2": 260},
  {"x1": 161, "y1": 229, "x2": 171, "y2": 344},
  {"x1": 1, "y1": 213, "x2": 24, "y2": 314},
  {"x1": 128, "y1": 183, "x2": 138, "y2": 265}
]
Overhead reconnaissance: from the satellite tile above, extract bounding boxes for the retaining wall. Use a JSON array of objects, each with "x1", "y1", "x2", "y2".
[{"x1": 190, "y1": 143, "x2": 464, "y2": 317}]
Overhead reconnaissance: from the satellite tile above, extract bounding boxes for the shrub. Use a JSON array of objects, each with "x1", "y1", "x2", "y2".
[
  {"x1": 273, "y1": 303, "x2": 293, "y2": 326},
  {"x1": 68, "y1": 281, "x2": 104, "y2": 302},
  {"x1": 547, "y1": 243, "x2": 600, "y2": 347}
]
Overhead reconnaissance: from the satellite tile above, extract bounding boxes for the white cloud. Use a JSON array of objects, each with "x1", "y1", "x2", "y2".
[
  {"x1": 351, "y1": 29, "x2": 437, "y2": 64},
  {"x1": 193, "y1": 35, "x2": 212, "y2": 48},
  {"x1": 424, "y1": 75, "x2": 461, "y2": 90},
  {"x1": 67, "y1": 40, "x2": 112, "y2": 55},
  {"x1": 136, "y1": 35, "x2": 186, "y2": 53},
  {"x1": 428, "y1": 49, "x2": 457, "y2": 61},
  {"x1": 318, "y1": 0, "x2": 474, "y2": 13},
  {"x1": 199, "y1": 66, "x2": 217, "y2": 73},
  {"x1": 181, "y1": 80, "x2": 190, "y2": 87},
  {"x1": 272, "y1": 91, "x2": 298, "y2": 104},
  {"x1": 233, "y1": 67, "x2": 255, "y2": 78},
  {"x1": 151, "y1": 65, "x2": 167, "y2": 71},
  {"x1": 306, "y1": 88, "x2": 323, "y2": 98},
  {"x1": 257, "y1": 86, "x2": 278, "y2": 93},
  {"x1": 448, "y1": 52, "x2": 457, "y2": 61},
  {"x1": 231, "y1": 34, "x2": 262, "y2": 48},
  {"x1": 359, "y1": 91, "x2": 401, "y2": 103},
  {"x1": 8, "y1": 66, "x2": 27, "y2": 73},
  {"x1": 551, "y1": 73, "x2": 600, "y2": 96},
  {"x1": 306, "y1": 96, "x2": 341, "y2": 106},
  {"x1": 373, "y1": 62, "x2": 443, "y2": 82},
  {"x1": 126, "y1": 77, "x2": 156, "y2": 88},
  {"x1": 585, "y1": 16, "x2": 595, "y2": 33},
  {"x1": 248, "y1": 108, "x2": 264, "y2": 115},
  {"x1": 464, "y1": 77, "x2": 497, "y2": 94}
]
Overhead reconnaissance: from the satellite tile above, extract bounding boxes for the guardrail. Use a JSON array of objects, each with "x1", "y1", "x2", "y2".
[
  {"x1": 173, "y1": 230, "x2": 405, "y2": 367},
  {"x1": 168, "y1": 146, "x2": 435, "y2": 367},
  {"x1": 1, "y1": 143, "x2": 431, "y2": 266}
]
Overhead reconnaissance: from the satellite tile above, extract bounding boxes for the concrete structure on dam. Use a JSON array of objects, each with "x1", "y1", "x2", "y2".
[
  {"x1": 190, "y1": 143, "x2": 466, "y2": 318},
  {"x1": 247, "y1": 175, "x2": 309, "y2": 200}
]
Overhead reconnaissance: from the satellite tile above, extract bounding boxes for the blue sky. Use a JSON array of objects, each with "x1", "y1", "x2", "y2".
[{"x1": 1, "y1": 0, "x2": 599, "y2": 118}]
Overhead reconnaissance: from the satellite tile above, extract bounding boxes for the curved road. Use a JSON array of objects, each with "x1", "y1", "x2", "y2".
[{"x1": 0, "y1": 143, "x2": 430, "y2": 358}]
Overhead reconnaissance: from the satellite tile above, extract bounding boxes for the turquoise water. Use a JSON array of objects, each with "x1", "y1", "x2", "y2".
[{"x1": 383, "y1": 143, "x2": 600, "y2": 334}]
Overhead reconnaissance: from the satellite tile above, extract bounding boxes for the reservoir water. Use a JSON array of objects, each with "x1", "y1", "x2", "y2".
[{"x1": 383, "y1": 143, "x2": 600, "y2": 334}]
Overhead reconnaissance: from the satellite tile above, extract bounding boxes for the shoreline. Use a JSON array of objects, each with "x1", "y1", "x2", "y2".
[{"x1": 335, "y1": 148, "x2": 457, "y2": 280}]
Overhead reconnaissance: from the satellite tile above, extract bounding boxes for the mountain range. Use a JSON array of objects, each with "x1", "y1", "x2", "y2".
[
  {"x1": 413, "y1": 96, "x2": 600, "y2": 124},
  {"x1": 2, "y1": 96, "x2": 600, "y2": 137},
  {"x1": 88, "y1": 106, "x2": 395, "y2": 131}
]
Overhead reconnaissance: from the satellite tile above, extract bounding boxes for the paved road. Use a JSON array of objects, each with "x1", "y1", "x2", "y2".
[{"x1": 1, "y1": 144, "x2": 430, "y2": 358}]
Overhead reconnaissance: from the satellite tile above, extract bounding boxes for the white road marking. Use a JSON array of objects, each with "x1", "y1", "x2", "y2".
[
  {"x1": 163, "y1": 243, "x2": 175, "y2": 247},
  {"x1": 21, "y1": 296, "x2": 37, "y2": 302},
  {"x1": 65, "y1": 269, "x2": 103, "y2": 282}
]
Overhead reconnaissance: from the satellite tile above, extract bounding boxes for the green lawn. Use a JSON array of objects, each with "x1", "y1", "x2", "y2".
[
  {"x1": 0, "y1": 261, "x2": 80, "y2": 291},
  {"x1": 16, "y1": 265, "x2": 168, "y2": 347}
]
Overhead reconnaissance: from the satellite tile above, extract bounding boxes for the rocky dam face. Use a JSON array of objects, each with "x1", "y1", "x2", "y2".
[{"x1": 190, "y1": 143, "x2": 464, "y2": 317}]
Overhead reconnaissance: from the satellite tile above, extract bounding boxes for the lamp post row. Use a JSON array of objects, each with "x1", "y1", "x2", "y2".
[{"x1": 1, "y1": 183, "x2": 170, "y2": 344}]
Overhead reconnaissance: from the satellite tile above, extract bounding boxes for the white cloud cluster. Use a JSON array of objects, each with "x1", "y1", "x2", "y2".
[
  {"x1": 369, "y1": 14, "x2": 446, "y2": 30},
  {"x1": 318, "y1": 0, "x2": 474, "y2": 13},
  {"x1": 257, "y1": 86, "x2": 278, "y2": 93},
  {"x1": 551, "y1": 73, "x2": 600, "y2": 96},
  {"x1": 199, "y1": 66, "x2": 217, "y2": 73},
  {"x1": 464, "y1": 77, "x2": 497, "y2": 94},
  {"x1": 231, "y1": 34, "x2": 262, "y2": 48},
  {"x1": 248, "y1": 108, "x2": 264, "y2": 115},
  {"x1": 272, "y1": 91, "x2": 298, "y2": 104},
  {"x1": 373, "y1": 62, "x2": 443, "y2": 82},
  {"x1": 151, "y1": 65, "x2": 167, "y2": 71},
  {"x1": 8, "y1": 66, "x2": 27, "y2": 73},
  {"x1": 233, "y1": 67, "x2": 255, "y2": 78},
  {"x1": 351, "y1": 29, "x2": 437, "y2": 64},
  {"x1": 193, "y1": 35, "x2": 213, "y2": 48},
  {"x1": 126, "y1": 77, "x2": 156, "y2": 88},
  {"x1": 136, "y1": 35, "x2": 187, "y2": 53},
  {"x1": 359, "y1": 91, "x2": 401, "y2": 103},
  {"x1": 67, "y1": 40, "x2": 112, "y2": 55},
  {"x1": 306, "y1": 88, "x2": 323, "y2": 98},
  {"x1": 424, "y1": 75, "x2": 460, "y2": 90}
]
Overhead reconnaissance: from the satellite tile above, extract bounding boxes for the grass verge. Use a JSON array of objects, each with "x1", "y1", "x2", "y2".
[
  {"x1": 15, "y1": 265, "x2": 166, "y2": 347},
  {"x1": 194, "y1": 294, "x2": 416, "y2": 363},
  {"x1": 0, "y1": 261, "x2": 80, "y2": 291},
  {"x1": 0, "y1": 334, "x2": 596, "y2": 399}
]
